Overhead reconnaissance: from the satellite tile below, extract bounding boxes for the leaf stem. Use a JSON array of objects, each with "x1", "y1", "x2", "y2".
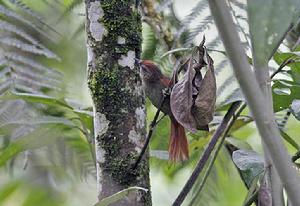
[{"x1": 270, "y1": 58, "x2": 295, "y2": 79}]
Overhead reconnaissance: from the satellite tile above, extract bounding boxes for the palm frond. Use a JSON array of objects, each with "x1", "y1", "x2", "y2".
[
  {"x1": 184, "y1": 15, "x2": 214, "y2": 46},
  {"x1": 0, "y1": 0, "x2": 95, "y2": 180},
  {"x1": 0, "y1": 37, "x2": 59, "y2": 59},
  {"x1": 142, "y1": 23, "x2": 158, "y2": 60},
  {"x1": 214, "y1": 59, "x2": 228, "y2": 76},
  {"x1": 217, "y1": 75, "x2": 236, "y2": 97},
  {"x1": 181, "y1": 0, "x2": 208, "y2": 26},
  {"x1": 218, "y1": 88, "x2": 244, "y2": 108},
  {"x1": 156, "y1": 0, "x2": 173, "y2": 13},
  {"x1": 58, "y1": 0, "x2": 83, "y2": 23},
  {"x1": 230, "y1": 0, "x2": 247, "y2": 11},
  {"x1": 206, "y1": 36, "x2": 222, "y2": 49},
  {"x1": 0, "y1": 5, "x2": 55, "y2": 42}
]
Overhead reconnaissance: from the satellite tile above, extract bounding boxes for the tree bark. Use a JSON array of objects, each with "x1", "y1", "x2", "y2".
[{"x1": 85, "y1": 0, "x2": 151, "y2": 205}]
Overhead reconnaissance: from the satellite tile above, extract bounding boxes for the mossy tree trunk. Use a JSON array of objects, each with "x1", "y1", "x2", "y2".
[{"x1": 84, "y1": 0, "x2": 151, "y2": 205}]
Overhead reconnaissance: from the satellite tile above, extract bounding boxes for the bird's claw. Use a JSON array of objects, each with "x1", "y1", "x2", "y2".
[{"x1": 162, "y1": 88, "x2": 170, "y2": 97}]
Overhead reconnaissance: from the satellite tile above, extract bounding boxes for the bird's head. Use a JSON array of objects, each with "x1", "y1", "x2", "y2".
[{"x1": 136, "y1": 59, "x2": 163, "y2": 82}]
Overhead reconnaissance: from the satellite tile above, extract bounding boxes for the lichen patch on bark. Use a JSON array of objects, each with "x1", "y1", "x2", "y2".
[
  {"x1": 118, "y1": 50, "x2": 136, "y2": 69},
  {"x1": 88, "y1": 1, "x2": 107, "y2": 41},
  {"x1": 94, "y1": 111, "x2": 109, "y2": 165},
  {"x1": 94, "y1": 111, "x2": 110, "y2": 140},
  {"x1": 93, "y1": 111, "x2": 109, "y2": 195},
  {"x1": 87, "y1": 44, "x2": 95, "y2": 68},
  {"x1": 97, "y1": 165, "x2": 104, "y2": 194},
  {"x1": 118, "y1": 37, "x2": 126, "y2": 44},
  {"x1": 135, "y1": 107, "x2": 146, "y2": 130},
  {"x1": 128, "y1": 129, "x2": 143, "y2": 153}
]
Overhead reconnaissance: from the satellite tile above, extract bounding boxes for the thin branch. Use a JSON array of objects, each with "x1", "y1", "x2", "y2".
[
  {"x1": 172, "y1": 101, "x2": 242, "y2": 206},
  {"x1": 292, "y1": 36, "x2": 300, "y2": 51},
  {"x1": 188, "y1": 103, "x2": 246, "y2": 206},
  {"x1": 292, "y1": 150, "x2": 300, "y2": 162},
  {"x1": 268, "y1": 23, "x2": 295, "y2": 61},
  {"x1": 156, "y1": 114, "x2": 167, "y2": 125},
  {"x1": 208, "y1": 0, "x2": 300, "y2": 205},
  {"x1": 132, "y1": 93, "x2": 168, "y2": 169},
  {"x1": 270, "y1": 58, "x2": 295, "y2": 79}
]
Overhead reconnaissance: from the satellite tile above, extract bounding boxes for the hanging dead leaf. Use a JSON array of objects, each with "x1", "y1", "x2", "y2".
[
  {"x1": 193, "y1": 50, "x2": 216, "y2": 128},
  {"x1": 170, "y1": 37, "x2": 216, "y2": 133},
  {"x1": 170, "y1": 58, "x2": 198, "y2": 133}
]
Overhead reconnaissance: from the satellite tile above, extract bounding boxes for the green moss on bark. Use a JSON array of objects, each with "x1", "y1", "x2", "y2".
[
  {"x1": 86, "y1": 0, "x2": 151, "y2": 205},
  {"x1": 88, "y1": 65, "x2": 121, "y2": 110},
  {"x1": 88, "y1": 0, "x2": 142, "y2": 61}
]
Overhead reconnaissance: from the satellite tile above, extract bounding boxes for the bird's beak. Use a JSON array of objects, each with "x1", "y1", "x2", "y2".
[{"x1": 134, "y1": 58, "x2": 142, "y2": 65}]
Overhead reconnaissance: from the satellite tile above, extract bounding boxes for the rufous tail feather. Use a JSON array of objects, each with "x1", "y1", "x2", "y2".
[{"x1": 169, "y1": 120, "x2": 189, "y2": 161}]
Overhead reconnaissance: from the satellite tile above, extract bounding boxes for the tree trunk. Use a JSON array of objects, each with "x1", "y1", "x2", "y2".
[{"x1": 84, "y1": 0, "x2": 151, "y2": 205}]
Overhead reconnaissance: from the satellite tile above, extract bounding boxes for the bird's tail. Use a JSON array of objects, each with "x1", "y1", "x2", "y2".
[{"x1": 169, "y1": 120, "x2": 189, "y2": 161}]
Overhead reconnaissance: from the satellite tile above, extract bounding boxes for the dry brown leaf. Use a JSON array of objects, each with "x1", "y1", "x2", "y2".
[
  {"x1": 193, "y1": 51, "x2": 216, "y2": 128},
  {"x1": 170, "y1": 39, "x2": 216, "y2": 133},
  {"x1": 170, "y1": 58, "x2": 198, "y2": 133}
]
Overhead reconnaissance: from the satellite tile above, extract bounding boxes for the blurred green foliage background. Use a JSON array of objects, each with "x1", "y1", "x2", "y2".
[{"x1": 0, "y1": 0, "x2": 299, "y2": 206}]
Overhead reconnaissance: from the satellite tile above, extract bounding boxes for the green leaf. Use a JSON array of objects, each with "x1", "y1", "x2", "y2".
[
  {"x1": 0, "y1": 116, "x2": 75, "y2": 128},
  {"x1": 280, "y1": 129, "x2": 300, "y2": 150},
  {"x1": 273, "y1": 51, "x2": 300, "y2": 65},
  {"x1": 0, "y1": 125, "x2": 65, "y2": 167},
  {"x1": 141, "y1": 23, "x2": 158, "y2": 60},
  {"x1": 225, "y1": 137, "x2": 253, "y2": 151},
  {"x1": 22, "y1": 185, "x2": 63, "y2": 206},
  {"x1": 229, "y1": 116, "x2": 252, "y2": 133},
  {"x1": 73, "y1": 109, "x2": 93, "y2": 129},
  {"x1": 0, "y1": 143, "x2": 22, "y2": 167},
  {"x1": 0, "y1": 181, "x2": 20, "y2": 203},
  {"x1": 274, "y1": 51, "x2": 300, "y2": 84},
  {"x1": 0, "y1": 91, "x2": 92, "y2": 130},
  {"x1": 291, "y1": 99, "x2": 300, "y2": 120},
  {"x1": 232, "y1": 150, "x2": 264, "y2": 187},
  {"x1": 247, "y1": 0, "x2": 300, "y2": 64},
  {"x1": 272, "y1": 80, "x2": 300, "y2": 112},
  {"x1": 289, "y1": 65, "x2": 300, "y2": 85},
  {"x1": 0, "y1": 91, "x2": 73, "y2": 109},
  {"x1": 149, "y1": 111, "x2": 170, "y2": 150},
  {"x1": 93, "y1": 187, "x2": 148, "y2": 206},
  {"x1": 242, "y1": 174, "x2": 260, "y2": 206}
]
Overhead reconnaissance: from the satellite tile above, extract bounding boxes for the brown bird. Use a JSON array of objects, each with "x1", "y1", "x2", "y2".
[{"x1": 138, "y1": 60, "x2": 189, "y2": 161}]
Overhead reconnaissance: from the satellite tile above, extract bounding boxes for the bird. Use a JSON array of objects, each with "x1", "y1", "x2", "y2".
[{"x1": 138, "y1": 59, "x2": 189, "y2": 162}]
